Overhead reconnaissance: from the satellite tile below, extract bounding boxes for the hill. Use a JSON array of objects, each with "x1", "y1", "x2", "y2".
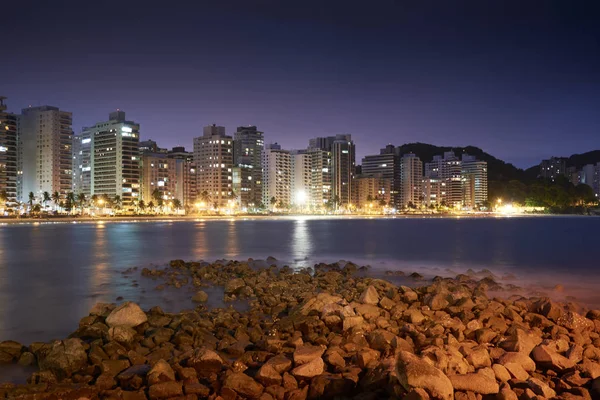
[
  {"x1": 396, "y1": 142, "x2": 527, "y2": 182},
  {"x1": 567, "y1": 150, "x2": 600, "y2": 170}
]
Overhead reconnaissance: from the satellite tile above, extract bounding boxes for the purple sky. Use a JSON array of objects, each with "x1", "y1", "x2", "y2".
[{"x1": 2, "y1": 0, "x2": 599, "y2": 168}]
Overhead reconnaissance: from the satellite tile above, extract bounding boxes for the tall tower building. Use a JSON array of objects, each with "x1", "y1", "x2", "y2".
[
  {"x1": 361, "y1": 144, "x2": 400, "y2": 207},
  {"x1": 140, "y1": 153, "x2": 177, "y2": 204},
  {"x1": 233, "y1": 126, "x2": 263, "y2": 207},
  {"x1": 461, "y1": 154, "x2": 488, "y2": 209},
  {"x1": 399, "y1": 153, "x2": 423, "y2": 208},
  {"x1": 72, "y1": 130, "x2": 92, "y2": 196},
  {"x1": 425, "y1": 151, "x2": 463, "y2": 208},
  {"x1": 291, "y1": 150, "x2": 311, "y2": 207},
  {"x1": 82, "y1": 111, "x2": 140, "y2": 206},
  {"x1": 193, "y1": 124, "x2": 233, "y2": 207},
  {"x1": 262, "y1": 143, "x2": 291, "y2": 209},
  {"x1": 18, "y1": 105, "x2": 73, "y2": 202},
  {"x1": 331, "y1": 136, "x2": 355, "y2": 206},
  {"x1": 0, "y1": 97, "x2": 18, "y2": 206},
  {"x1": 168, "y1": 147, "x2": 197, "y2": 208}
]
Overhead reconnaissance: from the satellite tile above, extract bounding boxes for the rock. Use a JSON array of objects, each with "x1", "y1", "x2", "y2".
[
  {"x1": 557, "y1": 311, "x2": 593, "y2": 331},
  {"x1": 449, "y1": 373, "x2": 499, "y2": 394},
  {"x1": 527, "y1": 377, "x2": 556, "y2": 398},
  {"x1": 343, "y1": 315, "x2": 365, "y2": 331},
  {"x1": 581, "y1": 360, "x2": 600, "y2": 379},
  {"x1": 148, "y1": 381, "x2": 183, "y2": 399},
  {"x1": 187, "y1": 347, "x2": 223, "y2": 377},
  {"x1": 105, "y1": 302, "x2": 148, "y2": 328},
  {"x1": 192, "y1": 291, "x2": 208, "y2": 303},
  {"x1": 256, "y1": 363, "x2": 282, "y2": 386},
  {"x1": 359, "y1": 286, "x2": 379, "y2": 305},
  {"x1": 0, "y1": 341, "x2": 24, "y2": 363},
  {"x1": 466, "y1": 347, "x2": 491, "y2": 369},
  {"x1": 223, "y1": 372, "x2": 264, "y2": 399},
  {"x1": 101, "y1": 359, "x2": 131, "y2": 377},
  {"x1": 293, "y1": 345, "x2": 325, "y2": 365},
  {"x1": 38, "y1": 338, "x2": 88, "y2": 380},
  {"x1": 291, "y1": 357, "x2": 324, "y2": 379},
  {"x1": 500, "y1": 328, "x2": 540, "y2": 354},
  {"x1": 358, "y1": 348, "x2": 380, "y2": 369},
  {"x1": 395, "y1": 351, "x2": 453, "y2": 400},
  {"x1": 225, "y1": 278, "x2": 246, "y2": 295},
  {"x1": 492, "y1": 364, "x2": 511, "y2": 382},
  {"x1": 498, "y1": 387, "x2": 519, "y2": 400},
  {"x1": 265, "y1": 354, "x2": 293, "y2": 374},
  {"x1": 503, "y1": 362, "x2": 529, "y2": 381},
  {"x1": 148, "y1": 359, "x2": 175, "y2": 385},
  {"x1": 531, "y1": 344, "x2": 575, "y2": 371},
  {"x1": 297, "y1": 293, "x2": 344, "y2": 316},
  {"x1": 184, "y1": 383, "x2": 210, "y2": 396},
  {"x1": 108, "y1": 326, "x2": 137, "y2": 344},
  {"x1": 498, "y1": 352, "x2": 536, "y2": 372},
  {"x1": 326, "y1": 351, "x2": 346, "y2": 370},
  {"x1": 18, "y1": 351, "x2": 36, "y2": 366}
]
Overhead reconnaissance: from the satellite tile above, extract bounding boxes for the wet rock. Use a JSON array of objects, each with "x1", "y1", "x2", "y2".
[
  {"x1": 223, "y1": 372, "x2": 264, "y2": 399},
  {"x1": 0, "y1": 341, "x2": 24, "y2": 363},
  {"x1": 449, "y1": 373, "x2": 499, "y2": 394},
  {"x1": 395, "y1": 351, "x2": 453, "y2": 400},
  {"x1": 38, "y1": 338, "x2": 88, "y2": 380},
  {"x1": 291, "y1": 356, "x2": 324, "y2": 379},
  {"x1": 225, "y1": 278, "x2": 246, "y2": 294},
  {"x1": 105, "y1": 302, "x2": 148, "y2": 328},
  {"x1": 557, "y1": 311, "x2": 594, "y2": 331},
  {"x1": 192, "y1": 291, "x2": 208, "y2": 303},
  {"x1": 359, "y1": 286, "x2": 379, "y2": 305},
  {"x1": 18, "y1": 351, "x2": 36, "y2": 366}
]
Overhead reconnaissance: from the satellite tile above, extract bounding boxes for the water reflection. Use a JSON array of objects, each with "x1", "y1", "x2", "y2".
[
  {"x1": 192, "y1": 222, "x2": 208, "y2": 260},
  {"x1": 225, "y1": 220, "x2": 239, "y2": 258},
  {"x1": 292, "y1": 218, "x2": 312, "y2": 263}
]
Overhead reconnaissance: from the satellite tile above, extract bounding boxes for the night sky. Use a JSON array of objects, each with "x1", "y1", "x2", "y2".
[{"x1": 2, "y1": 0, "x2": 599, "y2": 168}]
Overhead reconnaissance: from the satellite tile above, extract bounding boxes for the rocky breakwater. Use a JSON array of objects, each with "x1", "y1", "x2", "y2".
[{"x1": 1, "y1": 259, "x2": 600, "y2": 399}]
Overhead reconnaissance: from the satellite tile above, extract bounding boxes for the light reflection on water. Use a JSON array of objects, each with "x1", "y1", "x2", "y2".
[{"x1": 0, "y1": 216, "x2": 599, "y2": 346}]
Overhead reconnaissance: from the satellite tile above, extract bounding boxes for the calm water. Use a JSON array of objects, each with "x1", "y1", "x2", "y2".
[{"x1": 0, "y1": 216, "x2": 599, "y2": 347}]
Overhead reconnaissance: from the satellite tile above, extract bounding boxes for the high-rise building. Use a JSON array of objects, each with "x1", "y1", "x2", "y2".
[
  {"x1": 193, "y1": 124, "x2": 233, "y2": 207},
  {"x1": 361, "y1": 144, "x2": 401, "y2": 208},
  {"x1": 331, "y1": 136, "x2": 355, "y2": 206},
  {"x1": 425, "y1": 151, "x2": 462, "y2": 208},
  {"x1": 461, "y1": 154, "x2": 488, "y2": 209},
  {"x1": 82, "y1": 111, "x2": 140, "y2": 207},
  {"x1": 233, "y1": 126, "x2": 263, "y2": 207},
  {"x1": 581, "y1": 164, "x2": 596, "y2": 189},
  {"x1": 308, "y1": 148, "x2": 331, "y2": 209},
  {"x1": 422, "y1": 177, "x2": 442, "y2": 207},
  {"x1": 262, "y1": 143, "x2": 291, "y2": 209},
  {"x1": 72, "y1": 130, "x2": 92, "y2": 196},
  {"x1": 140, "y1": 153, "x2": 177, "y2": 205},
  {"x1": 18, "y1": 105, "x2": 73, "y2": 202},
  {"x1": 399, "y1": 153, "x2": 423, "y2": 208},
  {"x1": 354, "y1": 174, "x2": 392, "y2": 209},
  {"x1": 0, "y1": 97, "x2": 18, "y2": 207},
  {"x1": 540, "y1": 157, "x2": 567, "y2": 181},
  {"x1": 291, "y1": 150, "x2": 311, "y2": 208},
  {"x1": 168, "y1": 147, "x2": 197, "y2": 208}
]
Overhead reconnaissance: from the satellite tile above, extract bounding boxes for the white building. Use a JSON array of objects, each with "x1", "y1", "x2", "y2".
[
  {"x1": 81, "y1": 111, "x2": 140, "y2": 207},
  {"x1": 193, "y1": 124, "x2": 233, "y2": 207},
  {"x1": 17, "y1": 105, "x2": 73, "y2": 202},
  {"x1": 425, "y1": 151, "x2": 462, "y2": 208},
  {"x1": 399, "y1": 153, "x2": 423, "y2": 208},
  {"x1": 291, "y1": 150, "x2": 311, "y2": 208},
  {"x1": 331, "y1": 136, "x2": 355, "y2": 206},
  {"x1": 262, "y1": 143, "x2": 291, "y2": 209},
  {"x1": 461, "y1": 154, "x2": 488, "y2": 209}
]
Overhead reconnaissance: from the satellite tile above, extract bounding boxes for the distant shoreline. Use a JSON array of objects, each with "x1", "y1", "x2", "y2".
[{"x1": 0, "y1": 212, "x2": 589, "y2": 225}]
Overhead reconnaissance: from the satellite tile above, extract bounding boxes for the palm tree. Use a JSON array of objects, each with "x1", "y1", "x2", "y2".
[
  {"x1": 77, "y1": 193, "x2": 86, "y2": 214},
  {"x1": 138, "y1": 200, "x2": 146, "y2": 213},
  {"x1": 199, "y1": 191, "x2": 210, "y2": 203},
  {"x1": 270, "y1": 196, "x2": 277, "y2": 211},
  {"x1": 113, "y1": 195, "x2": 122, "y2": 211},
  {"x1": 0, "y1": 190, "x2": 7, "y2": 208},
  {"x1": 173, "y1": 199, "x2": 182, "y2": 211},
  {"x1": 91, "y1": 194, "x2": 98, "y2": 205},
  {"x1": 147, "y1": 201, "x2": 155, "y2": 213},
  {"x1": 42, "y1": 191, "x2": 51, "y2": 209},
  {"x1": 52, "y1": 191, "x2": 60, "y2": 211},
  {"x1": 28, "y1": 192, "x2": 35, "y2": 209},
  {"x1": 66, "y1": 192, "x2": 76, "y2": 214}
]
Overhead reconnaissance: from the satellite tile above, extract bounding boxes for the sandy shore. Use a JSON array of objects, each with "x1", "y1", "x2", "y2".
[{"x1": 1, "y1": 258, "x2": 599, "y2": 399}]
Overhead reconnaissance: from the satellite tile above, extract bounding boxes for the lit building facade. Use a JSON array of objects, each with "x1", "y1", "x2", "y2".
[
  {"x1": 262, "y1": 143, "x2": 291, "y2": 209},
  {"x1": 0, "y1": 97, "x2": 18, "y2": 206},
  {"x1": 83, "y1": 111, "x2": 140, "y2": 207},
  {"x1": 291, "y1": 150, "x2": 311, "y2": 207},
  {"x1": 308, "y1": 148, "x2": 331, "y2": 209},
  {"x1": 461, "y1": 154, "x2": 488, "y2": 209},
  {"x1": 233, "y1": 126, "x2": 263, "y2": 207},
  {"x1": 399, "y1": 153, "x2": 423, "y2": 208},
  {"x1": 425, "y1": 151, "x2": 462, "y2": 208},
  {"x1": 422, "y1": 177, "x2": 442, "y2": 207},
  {"x1": 354, "y1": 174, "x2": 392, "y2": 209},
  {"x1": 540, "y1": 157, "x2": 567, "y2": 181},
  {"x1": 141, "y1": 153, "x2": 177, "y2": 204},
  {"x1": 18, "y1": 105, "x2": 73, "y2": 202},
  {"x1": 193, "y1": 124, "x2": 233, "y2": 207},
  {"x1": 168, "y1": 147, "x2": 197, "y2": 208},
  {"x1": 361, "y1": 144, "x2": 400, "y2": 208},
  {"x1": 331, "y1": 136, "x2": 355, "y2": 206},
  {"x1": 72, "y1": 130, "x2": 92, "y2": 196}
]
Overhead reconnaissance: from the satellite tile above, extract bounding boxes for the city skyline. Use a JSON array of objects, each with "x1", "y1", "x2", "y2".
[{"x1": 2, "y1": 1, "x2": 599, "y2": 169}]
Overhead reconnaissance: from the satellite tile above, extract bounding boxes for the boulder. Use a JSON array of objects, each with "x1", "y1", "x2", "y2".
[
  {"x1": 148, "y1": 359, "x2": 176, "y2": 385},
  {"x1": 38, "y1": 338, "x2": 88, "y2": 380},
  {"x1": 192, "y1": 291, "x2": 208, "y2": 303},
  {"x1": 557, "y1": 311, "x2": 594, "y2": 331},
  {"x1": 256, "y1": 363, "x2": 282, "y2": 386},
  {"x1": 500, "y1": 328, "x2": 540, "y2": 354},
  {"x1": 395, "y1": 351, "x2": 453, "y2": 400},
  {"x1": 449, "y1": 373, "x2": 499, "y2": 394},
  {"x1": 498, "y1": 352, "x2": 536, "y2": 372},
  {"x1": 105, "y1": 302, "x2": 148, "y2": 328},
  {"x1": 186, "y1": 347, "x2": 223, "y2": 377},
  {"x1": 297, "y1": 293, "x2": 344, "y2": 316},
  {"x1": 359, "y1": 286, "x2": 379, "y2": 305},
  {"x1": 265, "y1": 354, "x2": 292, "y2": 374},
  {"x1": 223, "y1": 372, "x2": 264, "y2": 399},
  {"x1": 527, "y1": 377, "x2": 556, "y2": 398},
  {"x1": 108, "y1": 326, "x2": 137, "y2": 344},
  {"x1": 0, "y1": 341, "x2": 24, "y2": 363},
  {"x1": 531, "y1": 344, "x2": 575, "y2": 371},
  {"x1": 343, "y1": 315, "x2": 365, "y2": 331},
  {"x1": 293, "y1": 345, "x2": 325, "y2": 365},
  {"x1": 291, "y1": 357, "x2": 324, "y2": 379},
  {"x1": 148, "y1": 381, "x2": 183, "y2": 399},
  {"x1": 224, "y1": 278, "x2": 246, "y2": 295}
]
